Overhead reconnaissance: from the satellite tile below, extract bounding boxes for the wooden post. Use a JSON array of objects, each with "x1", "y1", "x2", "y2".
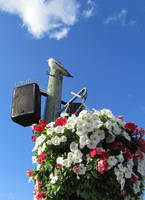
[{"x1": 44, "y1": 68, "x2": 63, "y2": 123}]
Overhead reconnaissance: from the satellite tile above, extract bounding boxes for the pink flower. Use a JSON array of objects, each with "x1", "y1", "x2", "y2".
[
  {"x1": 38, "y1": 152, "x2": 47, "y2": 163},
  {"x1": 139, "y1": 128, "x2": 145, "y2": 138},
  {"x1": 36, "y1": 191, "x2": 46, "y2": 200},
  {"x1": 125, "y1": 122, "x2": 138, "y2": 133},
  {"x1": 55, "y1": 117, "x2": 67, "y2": 127},
  {"x1": 31, "y1": 135, "x2": 36, "y2": 142},
  {"x1": 118, "y1": 115, "x2": 124, "y2": 121},
  {"x1": 73, "y1": 165, "x2": 79, "y2": 173},
  {"x1": 97, "y1": 158, "x2": 109, "y2": 174},
  {"x1": 27, "y1": 168, "x2": 33, "y2": 177}
]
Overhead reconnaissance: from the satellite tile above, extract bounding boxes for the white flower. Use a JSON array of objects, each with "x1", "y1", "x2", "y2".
[
  {"x1": 46, "y1": 140, "x2": 52, "y2": 145},
  {"x1": 107, "y1": 156, "x2": 118, "y2": 169},
  {"x1": 78, "y1": 164, "x2": 86, "y2": 175},
  {"x1": 87, "y1": 139, "x2": 97, "y2": 149},
  {"x1": 133, "y1": 181, "x2": 141, "y2": 194},
  {"x1": 46, "y1": 122, "x2": 55, "y2": 128},
  {"x1": 51, "y1": 136, "x2": 61, "y2": 146},
  {"x1": 79, "y1": 135, "x2": 90, "y2": 148},
  {"x1": 60, "y1": 112, "x2": 69, "y2": 118},
  {"x1": 137, "y1": 153, "x2": 145, "y2": 176},
  {"x1": 62, "y1": 159, "x2": 72, "y2": 167},
  {"x1": 55, "y1": 126, "x2": 64, "y2": 134},
  {"x1": 124, "y1": 166, "x2": 132, "y2": 179},
  {"x1": 61, "y1": 135, "x2": 67, "y2": 142},
  {"x1": 47, "y1": 127, "x2": 54, "y2": 135},
  {"x1": 117, "y1": 152, "x2": 124, "y2": 163},
  {"x1": 67, "y1": 152, "x2": 74, "y2": 162},
  {"x1": 112, "y1": 122, "x2": 121, "y2": 135},
  {"x1": 56, "y1": 157, "x2": 64, "y2": 165},
  {"x1": 73, "y1": 150, "x2": 83, "y2": 163},
  {"x1": 32, "y1": 156, "x2": 37, "y2": 164},
  {"x1": 70, "y1": 142, "x2": 78, "y2": 152},
  {"x1": 37, "y1": 164, "x2": 41, "y2": 171},
  {"x1": 86, "y1": 153, "x2": 92, "y2": 163},
  {"x1": 90, "y1": 133, "x2": 100, "y2": 145},
  {"x1": 121, "y1": 131, "x2": 131, "y2": 141},
  {"x1": 100, "y1": 109, "x2": 115, "y2": 119},
  {"x1": 49, "y1": 173, "x2": 58, "y2": 184},
  {"x1": 106, "y1": 135, "x2": 115, "y2": 143}
]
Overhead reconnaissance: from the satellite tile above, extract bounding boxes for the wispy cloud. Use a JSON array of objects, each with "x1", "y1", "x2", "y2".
[
  {"x1": 104, "y1": 9, "x2": 136, "y2": 27},
  {"x1": 0, "y1": 0, "x2": 96, "y2": 40},
  {"x1": 83, "y1": 0, "x2": 96, "y2": 18}
]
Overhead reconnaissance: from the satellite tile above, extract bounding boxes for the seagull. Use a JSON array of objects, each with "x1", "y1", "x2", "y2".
[{"x1": 47, "y1": 58, "x2": 73, "y2": 77}]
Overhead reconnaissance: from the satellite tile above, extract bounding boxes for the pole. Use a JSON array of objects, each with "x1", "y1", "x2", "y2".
[{"x1": 44, "y1": 68, "x2": 63, "y2": 123}]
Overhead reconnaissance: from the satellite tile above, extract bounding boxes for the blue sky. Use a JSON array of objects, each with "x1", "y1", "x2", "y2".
[{"x1": 0, "y1": 0, "x2": 145, "y2": 199}]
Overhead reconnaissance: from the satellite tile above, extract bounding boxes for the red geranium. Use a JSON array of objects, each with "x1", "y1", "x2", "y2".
[
  {"x1": 27, "y1": 168, "x2": 33, "y2": 177},
  {"x1": 131, "y1": 174, "x2": 137, "y2": 183},
  {"x1": 107, "y1": 141, "x2": 119, "y2": 150},
  {"x1": 57, "y1": 163, "x2": 61, "y2": 167},
  {"x1": 123, "y1": 149, "x2": 132, "y2": 160},
  {"x1": 32, "y1": 120, "x2": 47, "y2": 133},
  {"x1": 125, "y1": 122, "x2": 137, "y2": 133},
  {"x1": 36, "y1": 191, "x2": 46, "y2": 200},
  {"x1": 90, "y1": 149, "x2": 98, "y2": 158},
  {"x1": 31, "y1": 135, "x2": 36, "y2": 142},
  {"x1": 118, "y1": 115, "x2": 124, "y2": 121},
  {"x1": 55, "y1": 117, "x2": 67, "y2": 127},
  {"x1": 90, "y1": 149, "x2": 108, "y2": 159},
  {"x1": 138, "y1": 138, "x2": 145, "y2": 153},
  {"x1": 38, "y1": 152, "x2": 47, "y2": 163},
  {"x1": 97, "y1": 158, "x2": 109, "y2": 174}
]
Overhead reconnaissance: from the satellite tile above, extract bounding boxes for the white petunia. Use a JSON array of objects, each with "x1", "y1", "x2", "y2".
[
  {"x1": 61, "y1": 135, "x2": 67, "y2": 142},
  {"x1": 70, "y1": 142, "x2": 78, "y2": 152},
  {"x1": 56, "y1": 157, "x2": 64, "y2": 165},
  {"x1": 107, "y1": 156, "x2": 118, "y2": 169},
  {"x1": 78, "y1": 164, "x2": 86, "y2": 175},
  {"x1": 51, "y1": 136, "x2": 61, "y2": 146},
  {"x1": 73, "y1": 149, "x2": 83, "y2": 163},
  {"x1": 62, "y1": 159, "x2": 72, "y2": 167},
  {"x1": 49, "y1": 173, "x2": 58, "y2": 184},
  {"x1": 32, "y1": 156, "x2": 37, "y2": 164},
  {"x1": 121, "y1": 131, "x2": 131, "y2": 141},
  {"x1": 79, "y1": 135, "x2": 90, "y2": 148},
  {"x1": 55, "y1": 126, "x2": 64, "y2": 134}
]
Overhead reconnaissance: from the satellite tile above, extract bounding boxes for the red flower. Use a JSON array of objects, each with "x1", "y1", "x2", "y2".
[
  {"x1": 138, "y1": 138, "x2": 145, "y2": 153},
  {"x1": 97, "y1": 159, "x2": 109, "y2": 174},
  {"x1": 55, "y1": 117, "x2": 67, "y2": 127},
  {"x1": 31, "y1": 135, "x2": 36, "y2": 142},
  {"x1": 90, "y1": 149, "x2": 108, "y2": 159},
  {"x1": 57, "y1": 163, "x2": 61, "y2": 167},
  {"x1": 139, "y1": 128, "x2": 145, "y2": 138},
  {"x1": 36, "y1": 191, "x2": 46, "y2": 200},
  {"x1": 125, "y1": 122, "x2": 138, "y2": 133},
  {"x1": 107, "y1": 141, "x2": 119, "y2": 150},
  {"x1": 121, "y1": 189, "x2": 126, "y2": 195},
  {"x1": 38, "y1": 152, "x2": 47, "y2": 163},
  {"x1": 123, "y1": 149, "x2": 132, "y2": 160},
  {"x1": 133, "y1": 147, "x2": 144, "y2": 160},
  {"x1": 33, "y1": 120, "x2": 47, "y2": 133},
  {"x1": 90, "y1": 149, "x2": 98, "y2": 158},
  {"x1": 73, "y1": 165, "x2": 79, "y2": 173},
  {"x1": 118, "y1": 116, "x2": 124, "y2": 121},
  {"x1": 27, "y1": 168, "x2": 33, "y2": 177},
  {"x1": 131, "y1": 174, "x2": 137, "y2": 183}
]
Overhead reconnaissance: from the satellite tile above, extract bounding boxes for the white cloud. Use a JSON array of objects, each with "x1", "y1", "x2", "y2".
[
  {"x1": 0, "y1": 0, "x2": 96, "y2": 39},
  {"x1": 104, "y1": 9, "x2": 136, "y2": 27},
  {"x1": 83, "y1": 0, "x2": 96, "y2": 18},
  {"x1": 0, "y1": 0, "x2": 79, "y2": 39}
]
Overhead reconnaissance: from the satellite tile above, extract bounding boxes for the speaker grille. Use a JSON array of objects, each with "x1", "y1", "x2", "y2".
[{"x1": 11, "y1": 83, "x2": 41, "y2": 126}]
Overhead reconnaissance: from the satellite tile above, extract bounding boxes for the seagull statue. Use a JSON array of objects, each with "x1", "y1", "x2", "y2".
[{"x1": 47, "y1": 58, "x2": 73, "y2": 77}]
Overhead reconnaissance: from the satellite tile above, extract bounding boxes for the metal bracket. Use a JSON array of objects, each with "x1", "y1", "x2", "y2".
[{"x1": 60, "y1": 87, "x2": 87, "y2": 114}]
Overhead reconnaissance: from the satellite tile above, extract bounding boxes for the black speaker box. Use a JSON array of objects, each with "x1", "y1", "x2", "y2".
[{"x1": 11, "y1": 83, "x2": 41, "y2": 127}]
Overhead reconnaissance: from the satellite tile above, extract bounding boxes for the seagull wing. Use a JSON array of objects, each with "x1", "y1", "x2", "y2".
[{"x1": 54, "y1": 60, "x2": 73, "y2": 77}]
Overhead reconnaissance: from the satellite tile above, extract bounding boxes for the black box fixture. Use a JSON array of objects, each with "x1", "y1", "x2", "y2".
[{"x1": 11, "y1": 83, "x2": 41, "y2": 127}]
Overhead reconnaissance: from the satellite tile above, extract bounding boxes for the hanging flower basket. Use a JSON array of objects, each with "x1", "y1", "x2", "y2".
[{"x1": 27, "y1": 109, "x2": 145, "y2": 200}]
